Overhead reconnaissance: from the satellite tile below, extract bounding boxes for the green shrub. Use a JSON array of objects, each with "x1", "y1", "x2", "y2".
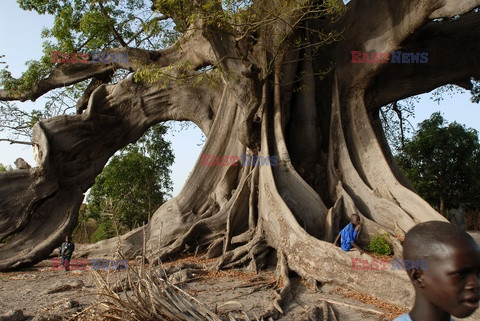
[{"x1": 368, "y1": 233, "x2": 392, "y2": 255}]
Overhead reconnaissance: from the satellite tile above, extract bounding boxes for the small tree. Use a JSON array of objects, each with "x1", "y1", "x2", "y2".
[
  {"x1": 396, "y1": 112, "x2": 480, "y2": 214},
  {"x1": 87, "y1": 123, "x2": 174, "y2": 237}
]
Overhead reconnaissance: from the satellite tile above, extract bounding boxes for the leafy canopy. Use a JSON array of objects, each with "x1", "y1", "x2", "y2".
[
  {"x1": 395, "y1": 112, "x2": 480, "y2": 211},
  {"x1": 1, "y1": 0, "x2": 348, "y2": 96},
  {"x1": 1, "y1": 0, "x2": 177, "y2": 96}
]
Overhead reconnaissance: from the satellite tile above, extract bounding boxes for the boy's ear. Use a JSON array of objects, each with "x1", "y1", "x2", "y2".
[{"x1": 408, "y1": 268, "x2": 425, "y2": 288}]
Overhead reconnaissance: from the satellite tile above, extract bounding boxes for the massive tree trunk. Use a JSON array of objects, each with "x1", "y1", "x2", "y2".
[{"x1": 1, "y1": 0, "x2": 480, "y2": 314}]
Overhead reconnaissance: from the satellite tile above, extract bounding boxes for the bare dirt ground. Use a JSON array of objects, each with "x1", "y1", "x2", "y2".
[{"x1": 1, "y1": 244, "x2": 479, "y2": 321}]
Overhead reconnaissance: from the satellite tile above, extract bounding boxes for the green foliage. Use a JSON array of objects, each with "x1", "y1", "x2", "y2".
[
  {"x1": 90, "y1": 220, "x2": 117, "y2": 243},
  {"x1": 73, "y1": 203, "x2": 98, "y2": 243},
  {"x1": 86, "y1": 123, "x2": 174, "y2": 233},
  {"x1": 2, "y1": 0, "x2": 171, "y2": 97},
  {"x1": 0, "y1": 35, "x2": 64, "y2": 97},
  {"x1": 472, "y1": 79, "x2": 480, "y2": 104},
  {"x1": 133, "y1": 60, "x2": 223, "y2": 88},
  {"x1": 154, "y1": 0, "x2": 196, "y2": 32},
  {"x1": 18, "y1": 0, "x2": 154, "y2": 51},
  {"x1": 395, "y1": 112, "x2": 480, "y2": 211},
  {"x1": 368, "y1": 233, "x2": 392, "y2": 256},
  {"x1": 382, "y1": 83, "x2": 479, "y2": 153},
  {"x1": 0, "y1": 59, "x2": 53, "y2": 96},
  {"x1": 0, "y1": 163, "x2": 13, "y2": 172},
  {"x1": 3, "y1": 0, "x2": 347, "y2": 95}
]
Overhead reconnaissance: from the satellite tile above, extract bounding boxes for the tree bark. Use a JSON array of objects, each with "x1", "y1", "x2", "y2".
[{"x1": 1, "y1": 0, "x2": 479, "y2": 314}]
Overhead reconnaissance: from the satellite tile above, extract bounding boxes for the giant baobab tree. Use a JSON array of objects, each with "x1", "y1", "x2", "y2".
[{"x1": 1, "y1": 0, "x2": 479, "y2": 314}]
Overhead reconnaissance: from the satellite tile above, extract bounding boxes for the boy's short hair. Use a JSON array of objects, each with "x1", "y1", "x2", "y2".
[{"x1": 403, "y1": 221, "x2": 475, "y2": 262}]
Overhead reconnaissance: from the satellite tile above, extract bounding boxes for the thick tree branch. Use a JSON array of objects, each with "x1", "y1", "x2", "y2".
[
  {"x1": 0, "y1": 69, "x2": 224, "y2": 270},
  {"x1": 429, "y1": 0, "x2": 480, "y2": 18},
  {"x1": 0, "y1": 28, "x2": 215, "y2": 103},
  {"x1": 366, "y1": 11, "x2": 480, "y2": 109},
  {"x1": 333, "y1": 0, "x2": 480, "y2": 87},
  {"x1": 201, "y1": 26, "x2": 265, "y2": 150},
  {"x1": 0, "y1": 64, "x2": 115, "y2": 102},
  {"x1": 75, "y1": 70, "x2": 114, "y2": 114}
]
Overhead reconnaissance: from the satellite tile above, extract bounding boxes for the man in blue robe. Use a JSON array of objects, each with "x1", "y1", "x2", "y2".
[{"x1": 334, "y1": 214, "x2": 363, "y2": 254}]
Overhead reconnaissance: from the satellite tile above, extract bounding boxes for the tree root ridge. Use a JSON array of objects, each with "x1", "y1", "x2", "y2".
[
  {"x1": 149, "y1": 167, "x2": 255, "y2": 266},
  {"x1": 0, "y1": 168, "x2": 56, "y2": 242},
  {"x1": 0, "y1": 186, "x2": 83, "y2": 271},
  {"x1": 218, "y1": 234, "x2": 269, "y2": 271},
  {"x1": 252, "y1": 251, "x2": 292, "y2": 321},
  {"x1": 150, "y1": 215, "x2": 227, "y2": 265}
]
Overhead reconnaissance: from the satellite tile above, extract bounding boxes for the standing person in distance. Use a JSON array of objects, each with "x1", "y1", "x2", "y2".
[{"x1": 60, "y1": 235, "x2": 75, "y2": 272}]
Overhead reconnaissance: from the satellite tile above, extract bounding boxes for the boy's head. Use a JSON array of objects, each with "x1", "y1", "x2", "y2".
[
  {"x1": 65, "y1": 235, "x2": 71, "y2": 242},
  {"x1": 403, "y1": 221, "x2": 480, "y2": 318},
  {"x1": 351, "y1": 214, "x2": 360, "y2": 226}
]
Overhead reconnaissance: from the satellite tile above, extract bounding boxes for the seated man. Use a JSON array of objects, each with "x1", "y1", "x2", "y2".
[
  {"x1": 334, "y1": 213, "x2": 364, "y2": 254},
  {"x1": 394, "y1": 221, "x2": 480, "y2": 321}
]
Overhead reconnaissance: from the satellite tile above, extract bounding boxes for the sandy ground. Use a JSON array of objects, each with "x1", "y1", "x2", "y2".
[{"x1": 0, "y1": 248, "x2": 479, "y2": 321}]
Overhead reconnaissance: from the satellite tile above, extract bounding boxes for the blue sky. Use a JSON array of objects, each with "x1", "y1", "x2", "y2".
[{"x1": 0, "y1": 0, "x2": 478, "y2": 197}]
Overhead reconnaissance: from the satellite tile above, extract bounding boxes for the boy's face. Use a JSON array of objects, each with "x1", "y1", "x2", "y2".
[
  {"x1": 351, "y1": 215, "x2": 360, "y2": 225},
  {"x1": 418, "y1": 240, "x2": 480, "y2": 318}
]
